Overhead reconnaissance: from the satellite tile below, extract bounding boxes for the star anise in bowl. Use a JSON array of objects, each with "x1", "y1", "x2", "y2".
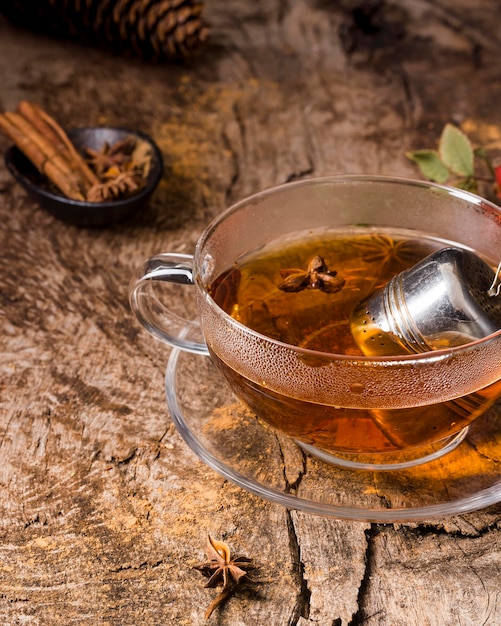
[{"x1": 2, "y1": 102, "x2": 163, "y2": 226}]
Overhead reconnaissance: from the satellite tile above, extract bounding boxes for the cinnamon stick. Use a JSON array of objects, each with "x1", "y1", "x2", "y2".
[
  {"x1": 16, "y1": 101, "x2": 64, "y2": 149},
  {"x1": 17, "y1": 101, "x2": 100, "y2": 188},
  {"x1": 0, "y1": 113, "x2": 85, "y2": 201},
  {"x1": 5, "y1": 111, "x2": 80, "y2": 182},
  {"x1": 1, "y1": 101, "x2": 152, "y2": 205}
]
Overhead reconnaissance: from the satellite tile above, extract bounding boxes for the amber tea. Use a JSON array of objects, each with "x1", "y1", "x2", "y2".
[
  {"x1": 208, "y1": 228, "x2": 501, "y2": 455},
  {"x1": 131, "y1": 176, "x2": 501, "y2": 468}
]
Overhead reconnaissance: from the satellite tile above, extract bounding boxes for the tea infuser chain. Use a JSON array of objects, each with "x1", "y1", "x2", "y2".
[{"x1": 487, "y1": 259, "x2": 501, "y2": 297}]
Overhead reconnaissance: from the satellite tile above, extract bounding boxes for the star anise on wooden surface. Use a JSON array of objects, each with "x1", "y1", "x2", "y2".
[
  {"x1": 195, "y1": 534, "x2": 258, "y2": 619},
  {"x1": 278, "y1": 254, "x2": 346, "y2": 294}
]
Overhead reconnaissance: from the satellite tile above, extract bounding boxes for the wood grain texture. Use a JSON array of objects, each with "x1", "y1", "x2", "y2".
[{"x1": 1, "y1": 1, "x2": 501, "y2": 624}]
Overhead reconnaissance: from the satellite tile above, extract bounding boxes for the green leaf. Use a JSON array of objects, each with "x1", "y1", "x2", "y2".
[
  {"x1": 455, "y1": 177, "x2": 478, "y2": 193},
  {"x1": 438, "y1": 124, "x2": 474, "y2": 177},
  {"x1": 406, "y1": 149, "x2": 450, "y2": 183}
]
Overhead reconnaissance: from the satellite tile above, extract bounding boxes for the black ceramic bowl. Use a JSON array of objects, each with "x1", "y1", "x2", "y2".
[{"x1": 4, "y1": 126, "x2": 164, "y2": 226}]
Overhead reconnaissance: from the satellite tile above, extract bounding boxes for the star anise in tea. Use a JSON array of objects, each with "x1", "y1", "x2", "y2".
[
  {"x1": 195, "y1": 534, "x2": 258, "y2": 619},
  {"x1": 278, "y1": 254, "x2": 345, "y2": 294},
  {"x1": 352, "y1": 234, "x2": 421, "y2": 267}
]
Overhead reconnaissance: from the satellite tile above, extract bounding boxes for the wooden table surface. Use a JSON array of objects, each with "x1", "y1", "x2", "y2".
[{"x1": 1, "y1": 1, "x2": 501, "y2": 624}]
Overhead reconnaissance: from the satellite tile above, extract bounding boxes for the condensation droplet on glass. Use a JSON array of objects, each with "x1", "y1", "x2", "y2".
[{"x1": 350, "y1": 382, "x2": 365, "y2": 394}]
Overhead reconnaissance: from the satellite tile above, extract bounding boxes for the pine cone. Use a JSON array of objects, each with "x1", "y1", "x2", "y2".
[{"x1": 0, "y1": 0, "x2": 209, "y2": 61}]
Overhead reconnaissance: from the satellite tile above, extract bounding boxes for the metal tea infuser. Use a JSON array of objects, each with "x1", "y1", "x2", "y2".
[{"x1": 350, "y1": 246, "x2": 501, "y2": 357}]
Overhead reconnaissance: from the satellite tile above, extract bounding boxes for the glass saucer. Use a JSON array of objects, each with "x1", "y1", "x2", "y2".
[{"x1": 165, "y1": 347, "x2": 501, "y2": 522}]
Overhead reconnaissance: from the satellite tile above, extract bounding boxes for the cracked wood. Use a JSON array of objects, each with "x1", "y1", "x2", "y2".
[{"x1": 1, "y1": 0, "x2": 501, "y2": 624}]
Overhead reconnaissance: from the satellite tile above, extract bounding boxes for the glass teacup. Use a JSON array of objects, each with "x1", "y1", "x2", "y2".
[{"x1": 129, "y1": 176, "x2": 501, "y2": 470}]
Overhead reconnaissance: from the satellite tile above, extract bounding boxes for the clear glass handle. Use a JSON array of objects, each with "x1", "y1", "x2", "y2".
[{"x1": 129, "y1": 253, "x2": 209, "y2": 355}]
